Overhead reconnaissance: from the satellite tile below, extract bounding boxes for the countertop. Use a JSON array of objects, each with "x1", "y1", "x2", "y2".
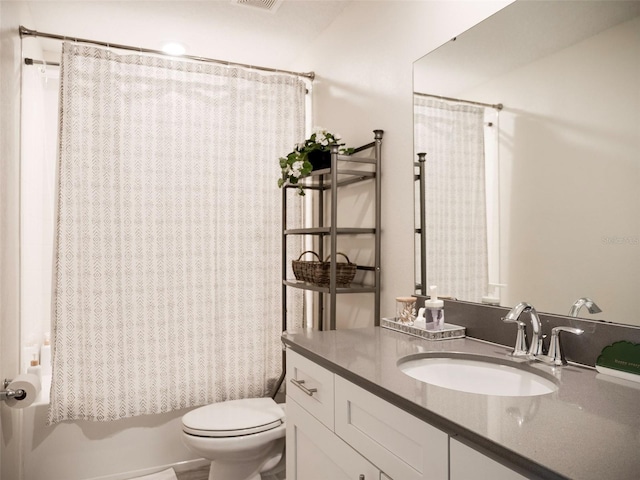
[{"x1": 282, "y1": 326, "x2": 640, "y2": 480}]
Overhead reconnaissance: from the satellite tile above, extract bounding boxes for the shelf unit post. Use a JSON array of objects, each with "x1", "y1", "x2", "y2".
[
  {"x1": 318, "y1": 175, "x2": 325, "y2": 330},
  {"x1": 329, "y1": 144, "x2": 340, "y2": 330},
  {"x1": 417, "y1": 152, "x2": 427, "y2": 296},
  {"x1": 281, "y1": 185, "x2": 288, "y2": 332},
  {"x1": 374, "y1": 129, "x2": 383, "y2": 325}
]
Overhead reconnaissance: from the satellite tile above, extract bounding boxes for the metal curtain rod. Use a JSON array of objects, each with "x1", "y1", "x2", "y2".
[
  {"x1": 19, "y1": 25, "x2": 315, "y2": 80},
  {"x1": 25, "y1": 57, "x2": 59, "y2": 67},
  {"x1": 414, "y1": 91, "x2": 503, "y2": 111}
]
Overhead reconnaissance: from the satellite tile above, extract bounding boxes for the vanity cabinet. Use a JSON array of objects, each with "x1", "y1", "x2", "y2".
[
  {"x1": 286, "y1": 350, "x2": 380, "y2": 479},
  {"x1": 335, "y1": 375, "x2": 448, "y2": 480},
  {"x1": 281, "y1": 130, "x2": 383, "y2": 331},
  {"x1": 286, "y1": 349, "x2": 447, "y2": 480},
  {"x1": 449, "y1": 438, "x2": 526, "y2": 480},
  {"x1": 287, "y1": 348, "x2": 532, "y2": 480},
  {"x1": 286, "y1": 345, "x2": 335, "y2": 430},
  {"x1": 286, "y1": 399, "x2": 381, "y2": 479}
]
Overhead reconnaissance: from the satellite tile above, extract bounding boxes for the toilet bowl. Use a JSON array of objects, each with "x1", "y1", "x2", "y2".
[{"x1": 182, "y1": 397, "x2": 286, "y2": 480}]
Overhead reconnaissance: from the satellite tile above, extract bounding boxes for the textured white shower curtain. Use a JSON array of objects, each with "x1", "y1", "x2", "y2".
[
  {"x1": 49, "y1": 42, "x2": 305, "y2": 423},
  {"x1": 414, "y1": 96, "x2": 488, "y2": 302}
]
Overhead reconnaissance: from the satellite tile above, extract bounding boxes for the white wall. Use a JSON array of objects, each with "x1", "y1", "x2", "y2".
[
  {"x1": 3, "y1": 1, "x2": 511, "y2": 479},
  {"x1": 21, "y1": 405, "x2": 201, "y2": 480},
  {"x1": 1, "y1": 3, "x2": 39, "y2": 478},
  {"x1": 464, "y1": 16, "x2": 640, "y2": 324},
  {"x1": 290, "y1": 0, "x2": 511, "y2": 327}
]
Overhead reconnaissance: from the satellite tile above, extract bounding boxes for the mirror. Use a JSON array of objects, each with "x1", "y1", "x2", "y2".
[{"x1": 413, "y1": 0, "x2": 640, "y2": 326}]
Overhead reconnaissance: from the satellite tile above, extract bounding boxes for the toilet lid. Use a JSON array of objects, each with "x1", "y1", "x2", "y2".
[{"x1": 182, "y1": 397, "x2": 284, "y2": 438}]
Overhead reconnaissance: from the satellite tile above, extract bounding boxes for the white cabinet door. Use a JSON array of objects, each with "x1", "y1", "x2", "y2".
[
  {"x1": 286, "y1": 397, "x2": 380, "y2": 480},
  {"x1": 335, "y1": 375, "x2": 448, "y2": 480},
  {"x1": 450, "y1": 438, "x2": 527, "y2": 480}
]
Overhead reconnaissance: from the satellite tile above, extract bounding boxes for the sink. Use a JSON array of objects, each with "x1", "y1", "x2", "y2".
[{"x1": 398, "y1": 353, "x2": 558, "y2": 397}]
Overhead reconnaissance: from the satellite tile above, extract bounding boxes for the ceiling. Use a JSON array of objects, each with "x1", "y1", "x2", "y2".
[
  {"x1": 23, "y1": 0, "x2": 352, "y2": 69},
  {"x1": 414, "y1": 0, "x2": 640, "y2": 96}
]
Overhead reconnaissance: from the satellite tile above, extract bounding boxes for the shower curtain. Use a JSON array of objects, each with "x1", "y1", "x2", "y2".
[
  {"x1": 414, "y1": 96, "x2": 488, "y2": 302},
  {"x1": 49, "y1": 42, "x2": 305, "y2": 423}
]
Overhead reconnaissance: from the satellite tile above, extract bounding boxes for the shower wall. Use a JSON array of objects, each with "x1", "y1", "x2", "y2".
[{"x1": 20, "y1": 62, "x2": 57, "y2": 376}]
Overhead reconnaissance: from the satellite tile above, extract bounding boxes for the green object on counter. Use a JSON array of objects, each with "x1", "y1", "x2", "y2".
[{"x1": 596, "y1": 341, "x2": 640, "y2": 376}]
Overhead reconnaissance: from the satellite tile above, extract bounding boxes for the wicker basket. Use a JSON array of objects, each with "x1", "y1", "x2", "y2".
[
  {"x1": 292, "y1": 251, "x2": 357, "y2": 287},
  {"x1": 292, "y1": 251, "x2": 323, "y2": 284}
]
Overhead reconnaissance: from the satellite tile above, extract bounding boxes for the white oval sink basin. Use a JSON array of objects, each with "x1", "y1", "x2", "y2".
[{"x1": 398, "y1": 354, "x2": 558, "y2": 397}]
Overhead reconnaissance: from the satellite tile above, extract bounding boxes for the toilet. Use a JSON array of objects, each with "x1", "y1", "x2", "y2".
[{"x1": 181, "y1": 397, "x2": 286, "y2": 480}]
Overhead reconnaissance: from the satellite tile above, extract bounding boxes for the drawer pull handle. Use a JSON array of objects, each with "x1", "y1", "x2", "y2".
[
  {"x1": 359, "y1": 475, "x2": 365, "y2": 480},
  {"x1": 290, "y1": 378, "x2": 317, "y2": 396}
]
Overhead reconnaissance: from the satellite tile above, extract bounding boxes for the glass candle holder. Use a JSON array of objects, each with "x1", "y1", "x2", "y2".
[{"x1": 395, "y1": 296, "x2": 417, "y2": 324}]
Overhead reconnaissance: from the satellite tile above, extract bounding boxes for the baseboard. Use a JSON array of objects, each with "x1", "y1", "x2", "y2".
[{"x1": 85, "y1": 458, "x2": 209, "y2": 480}]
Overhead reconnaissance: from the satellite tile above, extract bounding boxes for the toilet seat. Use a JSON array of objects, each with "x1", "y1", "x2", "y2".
[{"x1": 182, "y1": 397, "x2": 284, "y2": 438}]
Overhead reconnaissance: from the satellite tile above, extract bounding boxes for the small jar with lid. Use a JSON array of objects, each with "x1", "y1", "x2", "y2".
[{"x1": 395, "y1": 296, "x2": 417, "y2": 324}]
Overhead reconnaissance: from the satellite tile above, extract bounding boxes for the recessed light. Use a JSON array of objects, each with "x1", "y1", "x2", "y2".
[{"x1": 161, "y1": 41, "x2": 186, "y2": 56}]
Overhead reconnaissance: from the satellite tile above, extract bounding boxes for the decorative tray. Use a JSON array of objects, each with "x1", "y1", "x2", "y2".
[{"x1": 381, "y1": 317, "x2": 466, "y2": 341}]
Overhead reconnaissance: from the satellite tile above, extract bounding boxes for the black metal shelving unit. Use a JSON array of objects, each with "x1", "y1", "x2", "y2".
[
  {"x1": 282, "y1": 130, "x2": 383, "y2": 331},
  {"x1": 271, "y1": 130, "x2": 383, "y2": 399}
]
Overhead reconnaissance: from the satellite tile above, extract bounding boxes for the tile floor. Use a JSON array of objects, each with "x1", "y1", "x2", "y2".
[
  {"x1": 175, "y1": 465, "x2": 209, "y2": 480},
  {"x1": 176, "y1": 464, "x2": 285, "y2": 480}
]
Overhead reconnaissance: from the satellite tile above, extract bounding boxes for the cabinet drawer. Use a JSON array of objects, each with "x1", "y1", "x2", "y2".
[
  {"x1": 335, "y1": 375, "x2": 448, "y2": 480},
  {"x1": 286, "y1": 349, "x2": 335, "y2": 430}
]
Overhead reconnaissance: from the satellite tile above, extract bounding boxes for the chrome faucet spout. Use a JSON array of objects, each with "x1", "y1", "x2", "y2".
[
  {"x1": 504, "y1": 302, "x2": 543, "y2": 356},
  {"x1": 569, "y1": 297, "x2": 602, "y2": 317}
]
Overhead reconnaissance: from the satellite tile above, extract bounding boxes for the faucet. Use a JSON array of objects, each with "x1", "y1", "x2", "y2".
[
  {"x1": 569, "y1": 297, "x2": 602, "y2": 317},
  {"x1": 536, "y1": 326, "x2": 584, "y2": 366},
  {"x1": 502, "y1": 302, "x2": 544, "y2": 357}
]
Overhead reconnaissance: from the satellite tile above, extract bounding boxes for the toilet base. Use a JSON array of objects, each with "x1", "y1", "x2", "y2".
[{"x1": 206, "y1": 437, "x2": 284, "y2": 480}]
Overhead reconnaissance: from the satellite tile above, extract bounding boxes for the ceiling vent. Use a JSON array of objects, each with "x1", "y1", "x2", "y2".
[{"x1": 232, "y1": 0, "x2": 283, "y2": 13}]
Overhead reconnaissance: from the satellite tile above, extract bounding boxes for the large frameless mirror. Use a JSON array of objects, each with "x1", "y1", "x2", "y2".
[{"x1": 413, "y1": 0, "x2": 640, "y2": 326}]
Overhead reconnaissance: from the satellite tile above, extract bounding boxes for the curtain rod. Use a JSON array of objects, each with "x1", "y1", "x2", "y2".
[
  {"x1": 25, "y1": 57, "x2": 59, "y2": 67},
  {"x1": 414, "y1": 91, "x2": 503, "y2": 111},
  {"x1": 19, "y1": 25, "x2": 315, "y2": 80}
]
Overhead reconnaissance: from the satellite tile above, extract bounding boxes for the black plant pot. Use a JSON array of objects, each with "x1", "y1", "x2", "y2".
[{"x1": 307, "y1": 150, "x2": 331, "y2": 171}]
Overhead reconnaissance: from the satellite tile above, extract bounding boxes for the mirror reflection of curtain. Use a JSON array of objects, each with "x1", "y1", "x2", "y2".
[
  {"x1": 414, "y1": 96, "x2": 488, "y2": 302},
  {"x1": 49, "y1": 42, "x2": 305, "y2": 423}
]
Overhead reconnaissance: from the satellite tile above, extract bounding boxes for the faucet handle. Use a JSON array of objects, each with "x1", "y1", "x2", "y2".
[
  {"x1": 502, "y1": 317, "x2": 529, "y2": 357},
  {"x1": 538, "y1": 326, "x2": 584, "y2": 366},
  {"x1": 502, "y1": 317, "x2": 526, "y2": 326},
  {"x1": 553, "y1": 326, "x2": 584, "y2": 336}
]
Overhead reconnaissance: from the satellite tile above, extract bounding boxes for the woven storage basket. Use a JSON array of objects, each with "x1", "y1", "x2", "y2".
[
  {"x1": 292, "y1": 251, "x2": 323, "y2": 284},
  {"x1": 292, "y1": 251, "x2": 357, "y2": 287}
]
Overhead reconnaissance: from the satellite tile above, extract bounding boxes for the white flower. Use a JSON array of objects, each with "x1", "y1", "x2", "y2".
[
  {"x1": 334, "y1": 133, "x2": 342, "y2": 141},
  {"x1": 292, "y1": 161, "x2": 304, "y2": 171}
]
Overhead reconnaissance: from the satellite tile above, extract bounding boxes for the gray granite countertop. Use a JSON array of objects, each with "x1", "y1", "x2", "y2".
[{"x1": 282, "y1": 326, "x2": 640, "y2": 480}]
